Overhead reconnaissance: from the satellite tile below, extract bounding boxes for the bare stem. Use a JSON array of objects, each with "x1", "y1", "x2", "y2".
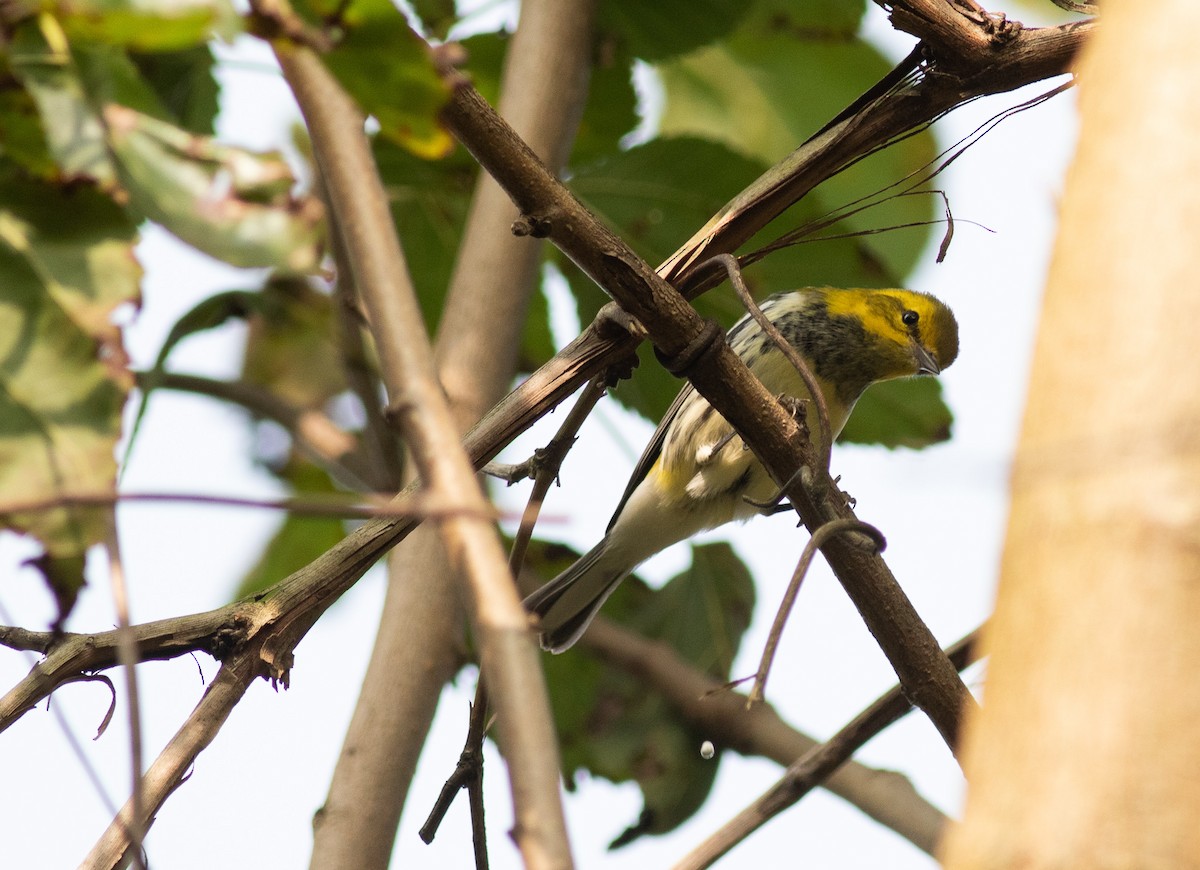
[
  {"x1": 268, "y1": 21, "x2": 571, "y2": 869},
  {"x1": 675, "y1": 628, "x2": 981, "y2": 870}
]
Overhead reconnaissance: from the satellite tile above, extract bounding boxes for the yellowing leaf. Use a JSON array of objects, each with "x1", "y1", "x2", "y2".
[
  {"x1": 104, "y1": 105, "x2": 325, "y2": 272},
  {"x1": 316, "y1": 0, "x2": 452, "y2": 158},
  {"x1": 8, "y1": 16, "x2": 117, "y2": 184},
  {"x1": 0, "y1": 168, "x2": 141, "y2": 625}
]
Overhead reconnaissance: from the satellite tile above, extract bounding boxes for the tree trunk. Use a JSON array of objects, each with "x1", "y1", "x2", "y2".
[{"x1": 941, "y1": 2, "x2": 1200, "y2": 866}]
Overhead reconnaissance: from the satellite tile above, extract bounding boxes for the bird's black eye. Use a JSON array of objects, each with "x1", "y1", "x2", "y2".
[{"x1": 902, "y1": 310, "x2": 919, "y2": 327}]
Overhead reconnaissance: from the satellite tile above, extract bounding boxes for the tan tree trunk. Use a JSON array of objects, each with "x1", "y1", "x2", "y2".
[{"x1": 941, "y1": 2, "x2": 1200, "y2": 867}]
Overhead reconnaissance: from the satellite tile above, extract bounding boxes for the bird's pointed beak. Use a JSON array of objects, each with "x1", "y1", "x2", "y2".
[{"x1": 912, "y1": 342, "x2": 940, "y2": 375}]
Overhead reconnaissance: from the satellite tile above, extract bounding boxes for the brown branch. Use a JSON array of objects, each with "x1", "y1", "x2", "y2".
[
  {"x1": 703, "y1": 253, "x2": 833, "y2": 476},
  {"x1": 267, "y1": 18, "x2": 572, "y2": 870},
  {"x1": 102, "y1": 526, "x2": 146, "y2": 870},
  {"x1": 1, "y1": 606, "x2": 240, "y2": 733},
  {"x1": 674, "y1": 628, "x2": 982, "y2": 870},
  {"x1": 507, "y1": 378, "x2": 609, "y2": 576},
  {"x1": 81, "y1": 651, "x2": 262, "y2": 869},
  {"x1": 422, "y1": 377, "x2": 609, "y2": 850},
  {"x1": 437, "y1": 1, "x2": 1091, "y2": 758},
  {"x1": 439, "y1": 75, "x2": 976, "y2": 753},
  {"x1": 311, "y1": 3, "x2": 599, "y2": 866},
  {"x1": 749, "y1": 519, "x2": 886, "y2": 707},
  {"x1": 4, "y1": 6, "x2": 1088, "y2": 860},
  {"x1": 657, "y1": 9, "x2": 1092, "y2": 286},
  {"x1": 581, "y1": 616, "x2": 968, "y2": 857},
  {"x1": 327, "y1": 196, "x2": 405, "y2": 492}
]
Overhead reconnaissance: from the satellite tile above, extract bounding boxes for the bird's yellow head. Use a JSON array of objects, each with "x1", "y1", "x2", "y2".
[{"x1": 820, "y1": 288, "x2": 959, "y2": 386}]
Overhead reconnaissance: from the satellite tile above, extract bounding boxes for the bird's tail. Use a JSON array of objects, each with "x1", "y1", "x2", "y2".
[{"x1": 523, "y1": 537, "x2": 630, "y2": 653}]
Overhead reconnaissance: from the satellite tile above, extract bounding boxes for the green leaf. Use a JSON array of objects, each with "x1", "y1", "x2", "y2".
[
  {"x1": 104, "y1": 105, "x2": 324, "y2": 272},
  {"x1": 535, "y1": 540, "x2": 755, "y2": 844},
  {"x1": 658, "y1": 4, "x2": 937, "y2": 281},
  {"x1": 409, "y1": 0, "x2": 458, "y2": 40},
  {"x1": 234, "y1": 459, "x2": 346, "y2": 599},
  {"x1": 242, "y1": 278, "x2": 346, "y2": 410},
  {"x1": 562, "y1": 137, "x2": 915, "y2": 423},
  {"x1": 8, "y1": 17, "x2": 117, "y2": 184},
  {"x1": 125, "y1": 288, "x2": 266, "y2": 462},
  {"x1": 9, "y1": 18, "x2": 318, "y2": 271},
  {"x1": 54, "y1": 0, "x2": 240, "y2": 52},
  {"x1": 570, "y1": 46, "x2": 639, "y2": 165},
  {"x1": 154, "y1": 290, "x2": 266, "y2": 373},
  {"x1": 838, "y1": 376, "x2": 954, "y2": 448},
  {"x1": 597, "y1": 0, "x2": 757, "y2": 61},
  {"x1": 0, "y1": 82, "x2": 57, "y2": 179},
  {"x1": 517, "y1": 280, "x2": 556, "y2": 375},
  {"x1": 373, "y1": 137, "x2": 475, "y2": 329},
  {"x1": 373, "y1": 134, "x2": 558, "y2": 375},
  {"x1": 305, "y1": 0, "x2": 452, "y2": 158},
  {"x1": 73, "y1": 41, "x2": 183, "y2": 121},
  {"x1": 0, "y1": 165, "x2": 141, "y2": 626},
  {"x1": 746, "y1": 0, "x2": 867, "y2": 38},
  {"x1": 128, "y1": 44, "x2": 220, "y2": 135}
]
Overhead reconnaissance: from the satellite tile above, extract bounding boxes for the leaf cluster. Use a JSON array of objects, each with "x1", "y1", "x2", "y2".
[{"x1": 0, "y1": 0, "x2": 956, "y2": 843}]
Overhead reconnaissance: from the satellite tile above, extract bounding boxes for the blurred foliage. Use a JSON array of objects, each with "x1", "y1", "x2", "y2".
[
  {"x1": 0, "y1": 165, "x2": 140, "y2": 624},
  {"x1": 242, "y1": 278, "x2": 346, "y2": 409},
  {"x1": 234, "y1": 458, "x2": 346, "y2": 599},
  {"x1": 293, "y1": 0, "x2": 452, "y2": 158}
]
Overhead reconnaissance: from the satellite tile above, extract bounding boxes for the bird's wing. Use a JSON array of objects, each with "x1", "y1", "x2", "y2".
[{"x1": 605, "y1": 382, "x2": 697, "y2": 533}]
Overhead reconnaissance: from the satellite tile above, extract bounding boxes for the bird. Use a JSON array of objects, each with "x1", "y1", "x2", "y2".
[{"x1": 524, "y1": 287, "x2": 959, "y2": 653}]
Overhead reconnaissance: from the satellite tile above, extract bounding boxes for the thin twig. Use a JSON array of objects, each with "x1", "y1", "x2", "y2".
[
  {"x1": 675, "y1": 628, "x2": 982, "y2": 870},
  {"x1": 0, "y1": 490, "x2": 496, "y2": 522},
  {"x1": 103, "y1": 523, "x2": 146, "y2": 870},
  {"x1": 81, "y1": 656, "x2": 262, "y2": 869},
  {"x1": 745, "y1": 80, "x2": 1074, "y2": 270},
  {"x1": 4, "y1": 11, "x2": 1087, "y2": 861},
  {"x1": 579, "y1": 614, "x2": 951, "y2": 855},
  {"x1": 749, "y1": 518, "x2": 886, "y2": 707},
  {"x1": 266, "y1": 11, "x2": 573, "y2": 866},
  {"x1": 422, "y1": 378, "x2": 609, "y2": 848},
  {"x1": 139, "y1": 370, "x2": 374, "y2": 491},
  {"x1": 508, "y1": 377, "x2": 608, "y2": 575}
]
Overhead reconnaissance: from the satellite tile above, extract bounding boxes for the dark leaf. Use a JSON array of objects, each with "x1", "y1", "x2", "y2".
[
  {"x1": 838, "y1": 376, "x2": 954, "y2": 448},
  {"x1": 532, "y1": 540, "x2": 755, "y2": 843}
]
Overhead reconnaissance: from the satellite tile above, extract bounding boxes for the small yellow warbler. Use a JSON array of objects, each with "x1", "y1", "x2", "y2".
[{"x1": 525, "y1": 287, "x2": 959, "y2": 652}]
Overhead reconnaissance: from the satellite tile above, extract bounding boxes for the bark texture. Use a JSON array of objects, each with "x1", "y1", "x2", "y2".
[{"x1": 942, "y1": 2, "x2": 1200, "y2": 866}]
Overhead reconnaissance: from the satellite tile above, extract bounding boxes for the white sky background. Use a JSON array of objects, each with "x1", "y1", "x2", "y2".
[{"x1": 0, "y1": 3, "x2": 1079, "y2": 868}]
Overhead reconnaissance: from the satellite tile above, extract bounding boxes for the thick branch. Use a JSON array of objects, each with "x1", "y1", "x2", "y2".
[
  {"x1": 440, "y1": 78, "x2": 974, "y2": 751},
  {"x1": 311, "y1": 1, "x2": 597, "y2": 865},
  {"x1": 270, "y1": 33, "x2": 571, "y2": 870},
  {"x1": 82, "y1": 649, "x2": 263, "y2": 869}
]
